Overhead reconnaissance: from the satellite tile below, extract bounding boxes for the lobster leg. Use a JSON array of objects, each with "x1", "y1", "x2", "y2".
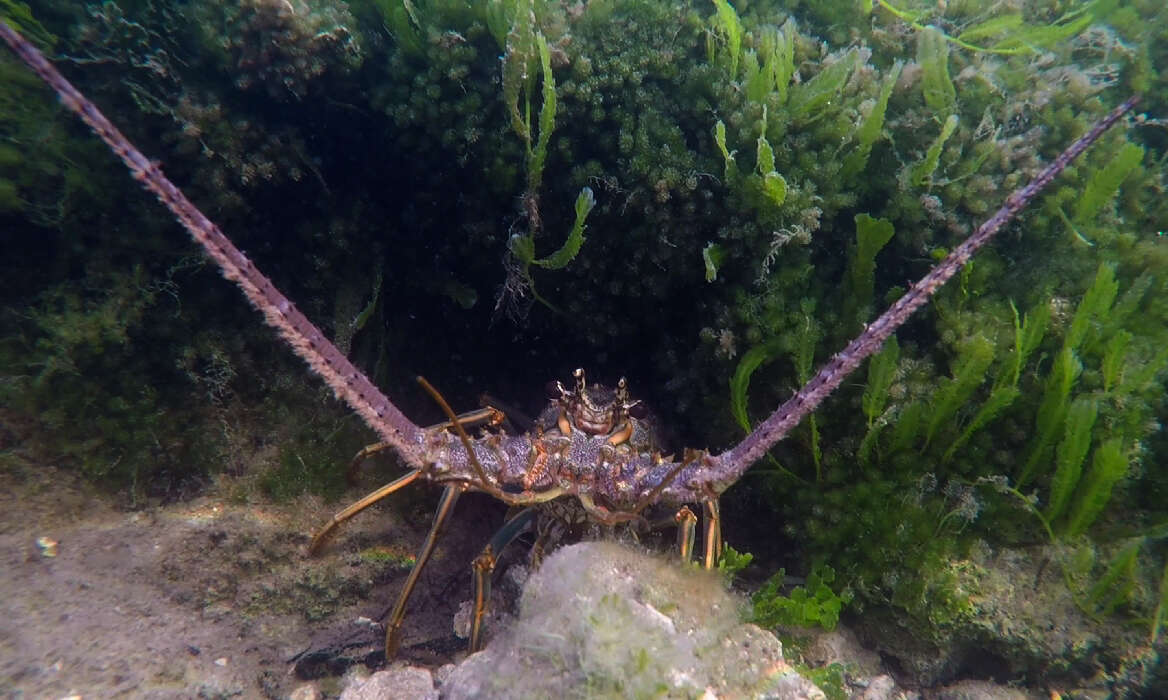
[
  {"x1": 673, "y1": 500, "x2": 722, "y2": 569},
  {"x1": 528, "y1": 515, "x2": 562, "y2": 569},
  {"x1": 469, "y1": 506, "x2": 540, "y2": 652},
  {"x1": 308, "y1": 469, "x2": 422, "y2": 555},
  {"x1": 385, "y1": 484, "x2": 463, "y2": 660},
  {"x1": 701, "y1": 498, "x2": 723, "y2": 570},
  {"x1": 675, "y1": 506, "x2": 698, "y2": 562}
]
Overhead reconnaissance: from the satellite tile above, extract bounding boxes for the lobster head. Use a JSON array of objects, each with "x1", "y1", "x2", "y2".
[{"x1": 550, "y1": 368, "x2": 648, "y2": 439}]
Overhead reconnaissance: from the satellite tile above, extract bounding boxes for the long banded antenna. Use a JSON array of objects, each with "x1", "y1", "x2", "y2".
[
  {"x1": 716, "y1": 95, "x2": 1140, "y2": 481},
  {"x1": 0, "y1": 20, "x2": 426, "y2": 465}
]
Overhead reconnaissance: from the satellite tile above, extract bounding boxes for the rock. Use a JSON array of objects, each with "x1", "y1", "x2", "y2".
[
  {"x1": 339, "y1": 666, "x2": 438, "y2": 700},
  {"x1": 857, "y1": 674, "x2": 898, "y2": 700},
  {"x1": 926, "y1": 679, "x2": 1037, "y2": 700},
  {"x1": 288, "y1": 684, "x2": 320, "y2": 700},
  {"x1": 802, "y1": 627, "x2": 885, "y2": 678},
  {"x1": 440, "y1": 541, "x2": 824, "y2": 699}
]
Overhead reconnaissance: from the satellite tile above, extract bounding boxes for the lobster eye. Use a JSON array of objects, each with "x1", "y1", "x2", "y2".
[{"x1": 628, "y1": 401, "x2": 648, "y2": 419}]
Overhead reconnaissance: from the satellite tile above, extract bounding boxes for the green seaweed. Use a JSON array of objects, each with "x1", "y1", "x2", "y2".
[
  {"x1": 501, "y1": 0, "x2": 538, "y2": 145},
  {"x1": 791, "y1": 309, "x2": 823, "y2": 478},
  {"x1": 1099, "y1": 272, "x2": 1152, "y2": 350},
  {"x1": 717, "y1": 105, "x2": 790, "y2": 221},
  {"x1": 486, "y1": 0, "x2": 520, "y2": 49},
  {"x1": 729, "y1": 342, "x2": 782, "y2": 435},
  {"x1": 858, "y1": 337, "x2": 899, "y2": 464},
  {"x1": 703, "y1": 242, "x2": 725, "y2": 283},
  {"x1": 978, "y1": 2, "x2": 1107, "y2": 54},
  {"x1": 743, "y1": 22, "x2": 796, "y2": 106},
  {"x1": 917, "y1": 26, "x2": 955, "y2": 117},
  {"x1": 500, "y1": 2, "x2": 557, "y2": 196},
  {"x1": 528, "y1": 30, "x2": 557, "y2": 194},
  {"x1": 941, "y1": 386, "x2": 1019, "y2": 464},
  {"x1": 1122, "y1": 345, "x2": 1168, "y2": 401},
  {"x1": 1100, "y1": 330, "x2": 1132, "y2": 394},
  {"x1": 349, "y1": 269, "x2": 382, "y2": 335},
  {"x1": 771, "y1": 19, "x2": 797, "y2": 105},
  {"x1": 1072, "y1": 141, "x2": 1144, "y2": 234},
  {"x1": 1018, "y1": 347, "x2": 1082, "y2": 488},
  {"x1": 754, "y1": 128, "x2": 775, "y2": 174},
  {"x1": 506, "y1": 186, "x2": 594, "y2": 310},
  {"x1": 741, "y1": 50, "x2": 768, "y2": 105},
  {"x1": 1084, "y1": 539, "x2": 1142, "y2": 618},
  {"x1": 874, "y1": 0, "x2": 1109, "y2": 55},
  {"x1": 1010, "y1": 300, "x2": 1050, "y2": 388},
  {"x1": 716, "y1": 543, "x2": 753, "y2": 580},
  {"x1": 909, "y1": 113, "x2": 959, "y2": 188},
  {"x1": 889, "y1": 401, "x2": 926, "y2": 455},
  {"x1": 531, "y1": 186, "x2": 594, "y2": 270},
  {"x1": 923, "y1": 335, "x2": 994, "y2": 449},
  {"x1": 1066, "y1": 263, "x2": 1118, "y2": 353},
  {"x1": 713, "y1": 119, "x2": 736, "y2": 180},
  {"x1": 752, "y1": 564, "x2": 853, "y2": 631},
  {"x1": 1063, "y1": 439, "x2": 1128, "y2": 537},
  {"x1": 755, "y1": 106, "x2": 788, "y2": 209},
  {"x1": 848, "y1": 214, "x2": 896, "y2": 317},
  {"x1": 788, "y1": 48, "x2": 858, "y2": 122},
  {"x1": 862, "y1": 336, "x2": 899, "y2": 430},
  {"x1": 0, "y1": 0, "x2": 56, "y2": 49},
  {"x1": 756, "y1": 115, "x2": 784, "y2": 198},
  {"x1": 954, "y1": 14, "x2": 1025, "y2": 45},
  {"x1": 1045, "y1": 397, "x2": 1099, "y2": 524},
  {"x1": 1152, "y1": 559, "x2": 1168, "y2": 645},
  {"x1": 943, "y1": 301, "x2": 1048, "y2": 462},
  {"x1": 741, "y1": 20, "x2": 797, "y2": 105},
  {"x1": 841, "y1": 61, "x2": 902, "y2": 180},
  {"x1": 707, "y1": 0, "x2": 744, "y2": 80},
  {"x1": 377, "y1": 0, "x2": 425, "y2": 57}
]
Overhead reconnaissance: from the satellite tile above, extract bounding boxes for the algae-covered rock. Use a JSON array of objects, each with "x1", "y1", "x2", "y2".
[
  {"x1": 853, "y1": 539, "x2": 1158, "y2": 692},
  {"x1": 441, "y1": 541, "x2": 823, "y2": 699}
]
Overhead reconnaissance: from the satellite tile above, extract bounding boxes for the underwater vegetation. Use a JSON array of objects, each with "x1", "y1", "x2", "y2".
[{"x1": 2, "y1": 0, "x2": 1167, "y2": 691}]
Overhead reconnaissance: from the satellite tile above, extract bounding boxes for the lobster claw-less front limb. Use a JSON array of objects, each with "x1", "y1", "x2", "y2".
[
  {"x1": 344, "y1": 406, "x2": 504, "y2": 484},
  {"x1": 308, "y1": 405, "x2": 505, "y2": 554}
]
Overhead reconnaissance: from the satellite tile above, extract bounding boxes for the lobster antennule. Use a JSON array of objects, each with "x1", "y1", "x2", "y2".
[{"x1": 0, "y1": 20, "x2": 427, "y2": 465}]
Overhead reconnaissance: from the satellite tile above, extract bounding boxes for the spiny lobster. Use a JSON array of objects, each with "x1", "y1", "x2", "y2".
[{"x1": 1, "y1": 20, "x2": 1139, "y2": 662}]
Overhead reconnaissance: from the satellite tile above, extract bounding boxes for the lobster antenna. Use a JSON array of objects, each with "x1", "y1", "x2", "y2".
[
  {"x1": 416, "y1": 376, "x2": 498, "y2": 493},
  {"x1": 0, "y1": 20, "x2": 426, "y2": 466},
  {"x1": 716, "y1": 95, "x2": 1140, "y2": 479}
]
